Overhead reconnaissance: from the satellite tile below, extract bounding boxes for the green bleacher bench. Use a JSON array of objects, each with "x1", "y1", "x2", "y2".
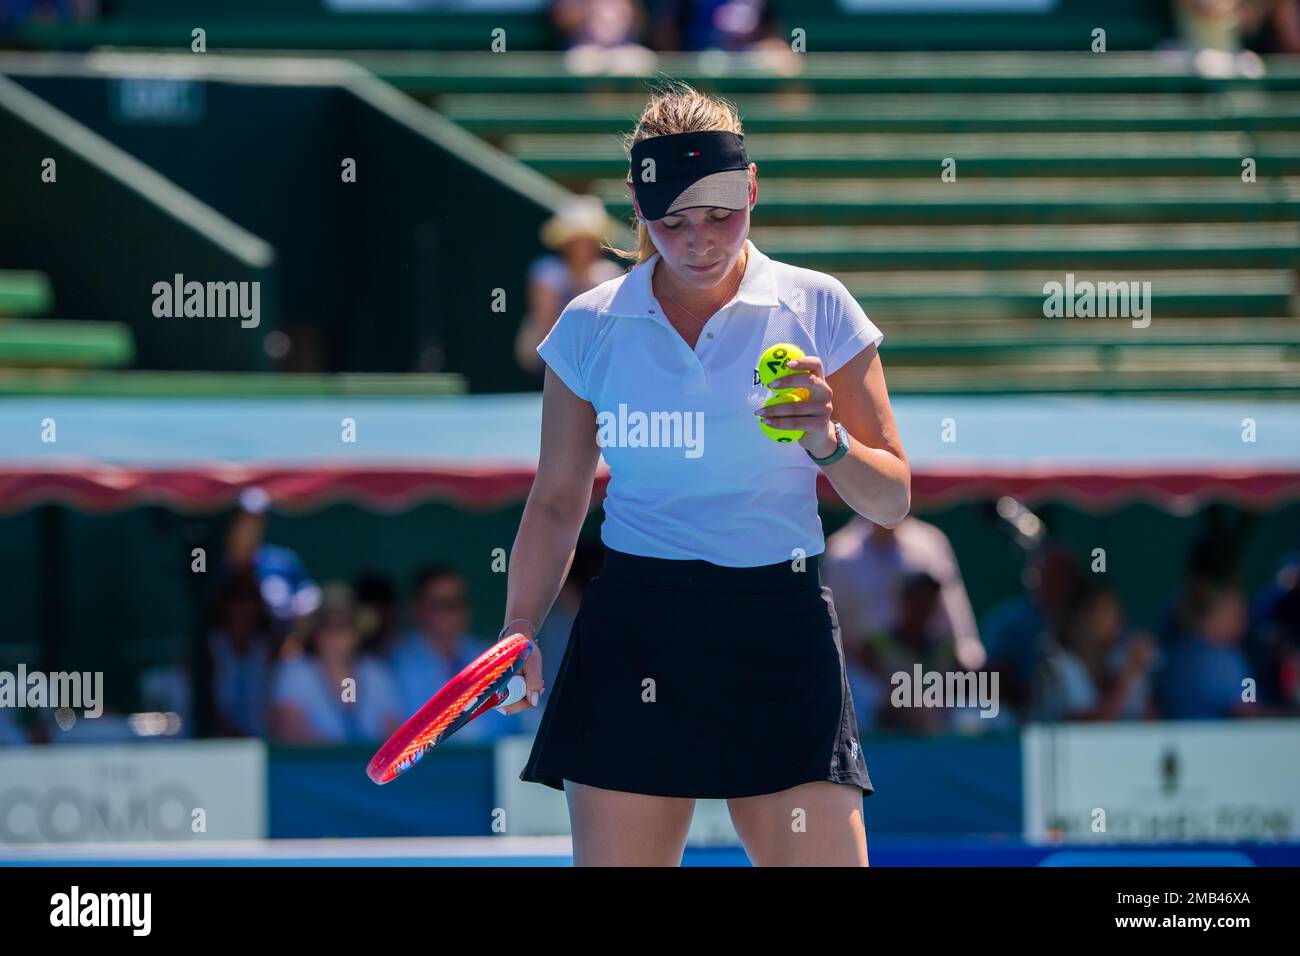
[
  {"x1": 0, "y1": 319, "x2": 134, "y2": 368},
  {"x1": 341, "y1": 52, "x2": 1300, "y2": 97},
  {"x1": 593, "y1": 177, "x2": 1300, "y2": 225},
  {"x1": 507, "y1": 131, "x2": 1298, "y2": 180},
  {"x1": 844, "y1": 270, "x2": 1296, "y2": 319},
  {"x1": 747, "y1": 223, "x2": 1300, "y2": 271},
  {"x1": 0, "y1": 271, "x2": 53, "y2": 317},
  {"x1": 439, "y1": 92, "x2": 1300, "y2": 136},
  {"x1": 884, "y1": 354, "x2": 1300, "y2": 395},
  {"x1": 881, "y1": 318, "x2": 1300, "y2": 356}
]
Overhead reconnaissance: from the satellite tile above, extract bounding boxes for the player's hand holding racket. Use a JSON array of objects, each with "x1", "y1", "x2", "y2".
[
  {"x1": 365, "y1": 624, "x2": 543, "y2": 785},
  {"x1": 497, "y1": 620, "x2": 545, "y2": 717}
]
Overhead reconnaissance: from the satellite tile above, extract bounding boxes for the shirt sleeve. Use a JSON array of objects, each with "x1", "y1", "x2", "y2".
[
  {"x1": 1056, "y1": 652, "x2": 1100, "y2": 716},
  {"x1": 822, "y1": 278, "x2": 884, "y2": 377},
  {"x1": 270, "y1": 658, "x2": 310, "y2": 707},
  {"x1": 924, "y1": 530, "x2": 986, "y2": 671},
  {"x1": 536, "y1": 305, "x2": 592, "y2": 401},
  {"x1": 359, "y1": 657, "x2": 402, "y2": 736},
  {"x1": 528, "y1": 255, "x2": 569, "y2": 296}
]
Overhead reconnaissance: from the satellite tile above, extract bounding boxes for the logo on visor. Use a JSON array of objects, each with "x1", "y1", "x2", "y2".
[{"x1": 681, "y1": 147, "x2": 703, "y2": 160}]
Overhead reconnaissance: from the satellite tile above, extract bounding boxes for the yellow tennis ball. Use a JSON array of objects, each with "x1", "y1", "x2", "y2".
[
  {"x1": 758, "y1": 388, "x2": 809, "y2": 443},
  {"x1": 757, "y1": 342, "x2": 808, "y2": 390}
]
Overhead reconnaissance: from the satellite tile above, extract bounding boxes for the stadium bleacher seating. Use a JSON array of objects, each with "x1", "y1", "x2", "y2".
[
  {"x1": 400, "y1": 55, "x2": 1294, "y2": 395},
  {"x1": 420, "y1": 62, "x2": 1300, "y2": 395},
  {"x1": 6, "y1": 3, "x2": 1299, "y2": 395}
]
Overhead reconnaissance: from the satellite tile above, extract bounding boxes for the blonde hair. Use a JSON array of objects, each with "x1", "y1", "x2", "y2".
[{"x1": 607, "y1": 81, "x2": 746, "y2": 266}]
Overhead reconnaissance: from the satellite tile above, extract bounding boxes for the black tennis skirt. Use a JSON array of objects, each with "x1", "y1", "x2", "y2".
[{"x1": 520, "y1": 547, "x2": 874, "y2": 799}]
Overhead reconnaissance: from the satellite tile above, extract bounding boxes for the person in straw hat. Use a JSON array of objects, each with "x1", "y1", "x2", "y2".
[{"x1": 515, "y1": 196, "x2": 624, "y2": 383}]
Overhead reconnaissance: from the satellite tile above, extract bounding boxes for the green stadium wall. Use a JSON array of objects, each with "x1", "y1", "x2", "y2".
[
  {"x1": 8, "y1": 60, "x2": 584, "y2": 389},
  {"x1": 0, "y1": 74, "x2": 278, "y2": 372}
]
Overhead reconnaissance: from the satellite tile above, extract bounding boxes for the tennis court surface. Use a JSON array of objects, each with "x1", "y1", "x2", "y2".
[{"x1": 3, "y1": 837, "x2": 1298, "y2": 867}]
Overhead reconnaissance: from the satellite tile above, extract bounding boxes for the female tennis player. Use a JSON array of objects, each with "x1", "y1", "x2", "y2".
[{"x1": 500, "y1": 83, "x2": 909, "y2": 866}]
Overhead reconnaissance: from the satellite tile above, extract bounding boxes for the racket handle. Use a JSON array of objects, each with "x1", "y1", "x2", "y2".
[{"x1": 495, "y1": 674, "x2": 528, "y2": 714}]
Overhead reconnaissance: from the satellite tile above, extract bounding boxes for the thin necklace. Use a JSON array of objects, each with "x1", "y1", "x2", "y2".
[{"x1": 655, "y1": 247, "x2": 748, "y2": 326}]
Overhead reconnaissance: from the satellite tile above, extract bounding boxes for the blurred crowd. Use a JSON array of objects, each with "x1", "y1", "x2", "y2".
[
  {"x1": 0, "y1": 487, "x2": 604, "y2": 749},
  {"x1": 827, "y1": 515, "x2": 1300, "y2": 735},
  {"x1": 3, "y1": 491, "x2": 1296, "y2": 750},
  {"x1": 1, "y1": 0, "x2": 795, "y2": 66},
  {"x1": 2, "y1": 0, "x2": 1299, "y2": 748},
  {"x1": 182, "y1": 491, "x2": 603, "y2": 748},
  {"x1": 550, "y1": 0, "x2": 799, "y2": 75}
]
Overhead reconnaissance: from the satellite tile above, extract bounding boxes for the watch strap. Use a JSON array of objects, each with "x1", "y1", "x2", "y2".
[{"x1": 808, "y1": 421, "x2": 850, "y2": 466}]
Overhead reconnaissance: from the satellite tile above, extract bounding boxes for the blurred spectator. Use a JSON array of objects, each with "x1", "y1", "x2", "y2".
[
  {"x1": 1156, "y1": 580, "x2": 1256, "y2": 719},
  {"x1": 1158, "y1": 525, "x2": 1242, "y2": 647},
  {"x1": 874, "y1": 572, "x2": 956, "y2": 733},
  {"x1": 650, "y1": 0, "x2": 800, "y2": 72},
  {"x1": 843, "y1": 638, "x2": 885, "y2": 735},
  {"x1": 352, "y1": 570, "x2": 402, "y2": 657},
  {"x1": 652, "y1": 0, "x2": 773, "y2": 50},
  {"x1": 270, "y1": 583, "x2": 401, "y2": 744},
  {"x1": 222, "y1": 487, "x2": 322, "y2": 640},
  {"x1": 825, "y1": 515, "x2": 985, "y2": 674},
  {"x1": 1036, "y1": 582, "x2": 1157, "y2": 722},
  {"x1": 389, "y1": 565, "x2": 521, "y2": 742},
  {"x1": 1247, "y1": 548, "x2": 1300, "y2": 709},
  {"x1": 552, "y1": 0, "x2": 656, "y2": 74},
  {"x1": 827, "y1": 516, "x2": 988, "y2": 733},
  {"x1": 1169, "y1": 0, "x2": 1275, "y2": 75},
  {"x1": 1242, "y1": 0, "x2": 1300, "y2": 51},
  {"x1": 518, "y1": 540, "x2": 605, "y2": 734},
  {"x1": 205, "y1": 567, "x2": 277, "y2": 738},
  {"x1": 981, "y1": 544, "x2": 1084, "y2": 718},
  {"x1": 515, "y1": 196, "x2": 623, "y2": 385}
]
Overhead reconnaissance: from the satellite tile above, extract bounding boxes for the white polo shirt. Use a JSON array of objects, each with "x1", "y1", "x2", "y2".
[{"x1": 536, "y1": 238, "x2": 883, "y2": 568}]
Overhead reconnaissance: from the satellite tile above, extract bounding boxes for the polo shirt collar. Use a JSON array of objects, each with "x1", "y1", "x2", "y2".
[{"x1": 602, "y1": 238, "x2": 779, "y2": 319}]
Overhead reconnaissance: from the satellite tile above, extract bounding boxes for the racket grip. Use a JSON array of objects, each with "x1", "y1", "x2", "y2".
[{"x1": 495, "y1": 674, "x2": 528, "y2": 714}]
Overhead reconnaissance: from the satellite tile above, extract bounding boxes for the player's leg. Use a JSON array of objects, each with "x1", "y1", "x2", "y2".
[
  {"x1": 726, "y1": 780, "x2": 868, "y2": 866},
  {"x1": 565, "y1": 781, "x2": 696, "y2": 866}
]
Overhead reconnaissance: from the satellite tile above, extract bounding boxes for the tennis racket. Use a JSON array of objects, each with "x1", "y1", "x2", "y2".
[{"x1": 366, "y1": 632, "x2": 535, "y2": 785}]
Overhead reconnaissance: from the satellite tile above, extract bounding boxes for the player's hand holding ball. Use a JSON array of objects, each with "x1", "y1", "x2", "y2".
[{"x1": 754, "y1": 343, "x2": 838, "y2": 457}]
